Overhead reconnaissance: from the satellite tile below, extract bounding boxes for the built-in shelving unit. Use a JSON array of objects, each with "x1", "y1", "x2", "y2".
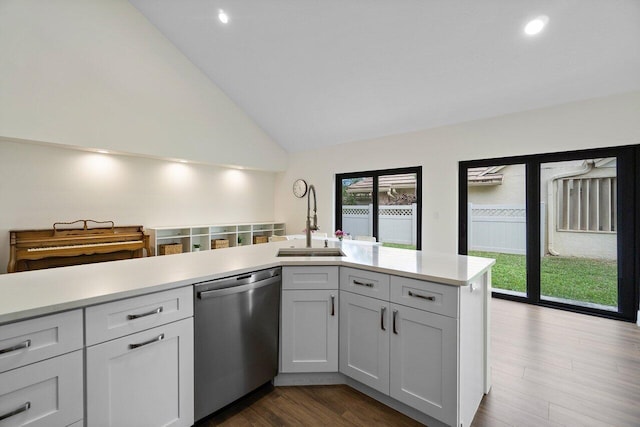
[{"x1": 148, "y1": 222, "x2": 286, "y2": 255}]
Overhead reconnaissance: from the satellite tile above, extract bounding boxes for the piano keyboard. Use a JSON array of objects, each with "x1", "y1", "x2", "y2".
[{"x1": 27, "y1": 240, "x2": 144, "y2": 252}]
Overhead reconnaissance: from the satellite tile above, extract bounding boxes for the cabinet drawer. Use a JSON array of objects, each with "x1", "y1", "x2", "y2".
[
  {"x1": 340, "y1": 267, "x2": 390, "y2": 300},
  {"x1": 0, "y1": 350, "x2": 83, "y2": 427},
  {"x1": 282, "y1": 267, "x2": 339, "y2": 290},
  {"x1": 0, "y1": 310, "x2": 83, "y2": 374},
  {"x1": 390, "y1": 276, "x2": 459, "y2": 318},
  {"x1": 85, "y1": 286, "x2": 193, "y2": 346}
]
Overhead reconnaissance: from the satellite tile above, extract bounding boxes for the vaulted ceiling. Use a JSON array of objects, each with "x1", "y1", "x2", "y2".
[{"x1": 130, "y1": 0, "x2": 640, "y2": 153}]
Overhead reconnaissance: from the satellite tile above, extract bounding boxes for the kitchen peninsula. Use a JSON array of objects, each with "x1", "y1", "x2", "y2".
[{"x1": 0, "y1": 240, "x2": 493, "y2": 427}]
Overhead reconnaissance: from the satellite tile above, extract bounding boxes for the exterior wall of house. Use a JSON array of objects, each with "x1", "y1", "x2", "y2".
[{"x1": 468, "y1": 160, "x2": 617, "y2": 259}]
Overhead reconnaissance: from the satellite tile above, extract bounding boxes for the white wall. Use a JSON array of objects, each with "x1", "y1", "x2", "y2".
[
  {"x1": 274, "y1": 91, "x2": 640, "y2": 253},
  {"x1": 0, "y1": 140, "x2": 277, "y2": 273},
  {"x1": 0, "y1": 0, "x2": 286, "y2": 171}
]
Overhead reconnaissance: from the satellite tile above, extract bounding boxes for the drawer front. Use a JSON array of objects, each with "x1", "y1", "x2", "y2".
[
  {"x1": 0, "y1": 350, "x2": 83, "y2": 427},
  {"x1": 0, "y1": 310, "x2": 83, "y2": 374},
  {"x1": 85, "y1": 286, "x2": 193, "y2": 346},
  {"x1": 282, "y1": 267, "x2": 339, "y2": 290},
  {"x1": 340, "y1": 267, "x2": 390, "y2": 300},
  {"x1": 390, "y1": 276, "x2": 459, "y2": 318}
]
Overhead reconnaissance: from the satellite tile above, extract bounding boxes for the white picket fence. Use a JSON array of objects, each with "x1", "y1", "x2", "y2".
[
  {"x1": 468, "y1": 203, "x2": 545, "y2": 256},
  {"x1": 342, "y1": 204, "x2": 417, "y2": 245}
]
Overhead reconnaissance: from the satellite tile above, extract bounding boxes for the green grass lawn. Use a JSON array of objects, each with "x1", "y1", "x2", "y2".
[
  {"x1": 469, "y1": 251, "x2": 618, "y2": 307},
  {"x1": 382, "y1": 243, "x2": 416, "y2": 250}
]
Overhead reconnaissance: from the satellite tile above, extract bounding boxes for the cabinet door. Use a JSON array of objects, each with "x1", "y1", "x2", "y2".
[
  {"x1": 390, "y1": 304, "x2": 458, "y2": 426},
  {"x1": 86, "y1": 318, "x2": 194, "y2": 427},
  {"x1": 0, "y1": 350, "x2": 83, "y2": 427},
  {"x1": 339, "y1": 291, "x2": 390, "y2": 394},
  {"x1": 281, "y1": 290, "x2": 338, "y2": 372}
]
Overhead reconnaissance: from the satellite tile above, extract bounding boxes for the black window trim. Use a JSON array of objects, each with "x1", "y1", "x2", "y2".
[
  {"x1": 336, "y1": 166, "x2": 422, "y2": 250},
  {"x1": 459, "y1": 144, "x2": 638, "y2": 322}
]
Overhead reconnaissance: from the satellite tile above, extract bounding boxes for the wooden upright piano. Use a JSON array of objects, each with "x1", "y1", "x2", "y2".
[{"x1": 7, "y1": 220, "x2": 151, "y2": 273}]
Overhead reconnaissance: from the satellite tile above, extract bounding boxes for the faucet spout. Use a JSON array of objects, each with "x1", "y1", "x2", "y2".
[{"x1": 306, "y1": 185, "x2": 318, "y2": 248}]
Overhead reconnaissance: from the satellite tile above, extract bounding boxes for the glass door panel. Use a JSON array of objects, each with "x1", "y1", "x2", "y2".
[
  {"x1": 340, "y1": 177, "x2": 373, "y2": 240},
  {"x1": 378, "y1": 172, "x2": 418, "y2": 249},
  {"x1": 467, "y1": 164, "x2": 528, "y2": 297},
  {"x1": 540, "y1": 158, "x2": 618, "y2": 310}
]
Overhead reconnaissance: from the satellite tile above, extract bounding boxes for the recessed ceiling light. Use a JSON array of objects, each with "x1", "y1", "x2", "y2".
[
  {"x1": 97, "y1": 150, "x2": 109, "y2": 154},
  {"x1": 524, "y1": 15, "x2": 549, "y2": 36},
  {"x1": 218, "y1": 9, "x2": 229, "y2": 24},
  {"x1": 178, "y1": 159, "x2": 188, "y2": 163}
]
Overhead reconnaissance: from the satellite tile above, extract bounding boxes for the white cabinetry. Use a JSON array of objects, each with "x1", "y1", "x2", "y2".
[
  {"x1": 340, "y1": 268, "x2": 488, "y2": 427},
  {"x1": 389, "y1": 303, "x2": 457, "y2": 424},
  {"x1": 0, "y1": 310, "x2": 84, "y2": 427},
  {"x1": 85, "y1": 287, "x2": 194, "y2": 427},
  {"x1": 149, "y1": 222, "x2": 286, "y2": 255},
  {"x1": 281, "y1": 267, "x2": 339, "y2": 373},
  {"x1": 339, "y1": 290, "x2": 389, "y2": 393}
]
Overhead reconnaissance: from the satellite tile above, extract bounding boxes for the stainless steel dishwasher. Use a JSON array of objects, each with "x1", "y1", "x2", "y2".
[{"x1": 194, "y1": 267, "x2": 281, "y2": 422}]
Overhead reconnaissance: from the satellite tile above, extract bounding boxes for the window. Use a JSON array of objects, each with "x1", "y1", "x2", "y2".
[
  {"x1": 459, "y1": 146, "x2": 638, "y2": 322},
  {"x1": 557, "y1": 176, "x2": 617, "y2": 232},
  {"x1": 335, "y1": 167, "x2": 422, "y2": 250}
]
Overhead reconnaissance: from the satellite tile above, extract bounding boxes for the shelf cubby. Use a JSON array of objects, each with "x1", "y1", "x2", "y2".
[{"x1": 149, "y1": 222, "x2": 285, "y2": 255}]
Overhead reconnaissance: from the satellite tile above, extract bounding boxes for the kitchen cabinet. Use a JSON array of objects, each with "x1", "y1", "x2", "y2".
[
  {"x1": 0, "y1": 350, "x2": 83, "y2": 427},
  {"x1": 389, "y1": 303, "x2": 457, "y2": 424},
  {"x1": 281, "y1": 267, "x2": 339, "y2": 373},
  {"x1": 339, "y1": 268, "x2": 487, "y2": 427},
  {"x1": 85, "y1": 287, "x2": 194, "y2": 427},
  {"x1": 0, "y1": 310, "x2": 84, "y2": 427},
  {"x1": 339, "y1": 290, "x2": 390, "y2": 394}
]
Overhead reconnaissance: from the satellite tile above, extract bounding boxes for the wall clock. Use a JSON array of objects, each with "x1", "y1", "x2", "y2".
[{"x1": 293, "y1": 179, "x2": 308, "y2": 198}]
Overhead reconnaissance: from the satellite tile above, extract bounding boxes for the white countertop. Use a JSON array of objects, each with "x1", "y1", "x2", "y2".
[{"x1": 0, "y1": 240, "x2": 494, "y2": 325}]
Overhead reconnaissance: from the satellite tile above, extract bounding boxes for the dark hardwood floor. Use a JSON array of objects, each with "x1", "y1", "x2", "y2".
[{"x1": 199, "y1": 298, "x2": 640, "y2": 426}]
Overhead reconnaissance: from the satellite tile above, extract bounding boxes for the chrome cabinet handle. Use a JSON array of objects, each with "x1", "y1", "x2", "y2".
[
  {"x1": 392, "y1": 310, "x2": 398, "y2": 334},
  {"x1": 0, "y1": 339, "x2": 31, "y2": 355},
  {"x1": 408, "y1": 291, "x2": 435, "y2": 301},
  {"x1": 0, "y1": 402, "x2": 31, "y2": 422},
  {"x1": 330, "y1": 295, "x2": 335, "y2": 316},
  {"x1": 129, "y1": 333, "x2": 164, "y2": 350},
  {"x1": 353, "y1": 280, "x2": 374, "y2": 288},
  {"x1": 127, "y1": 306, "x2": 163, "y2": 320},
  {"x1": 381, "y1": 306, "x2": 386, "y2": 331}
]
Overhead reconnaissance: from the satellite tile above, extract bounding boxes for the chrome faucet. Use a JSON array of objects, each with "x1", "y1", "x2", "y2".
[{"x1": 306, "y1": 184, "x2": 318, "y2": 248}]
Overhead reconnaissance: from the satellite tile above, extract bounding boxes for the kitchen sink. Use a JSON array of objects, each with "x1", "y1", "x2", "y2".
[{"x1": 277, "y1": 248, "x2": 346, "y2": 257}]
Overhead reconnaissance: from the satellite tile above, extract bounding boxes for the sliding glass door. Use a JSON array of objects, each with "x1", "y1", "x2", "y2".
[
  {"x1": 465, "y1": 163, "x2": 529, "y2": 298},
  {"x1": 459, "y1": 146, "x2": 638, "y2": 321}
]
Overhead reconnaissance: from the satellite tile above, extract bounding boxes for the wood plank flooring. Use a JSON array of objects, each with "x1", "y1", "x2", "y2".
[{"x1": 198, "y1": 298, "x2": 640, "y2": 426}]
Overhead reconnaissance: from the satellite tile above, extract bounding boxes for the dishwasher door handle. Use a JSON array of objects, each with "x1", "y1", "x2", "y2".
[{"x1": 197, "y1": 275, "x2": 281, "y2": 299}]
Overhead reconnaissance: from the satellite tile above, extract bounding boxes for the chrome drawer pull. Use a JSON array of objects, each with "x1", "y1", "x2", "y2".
[
  {"x1": 0, "y1": 402, "x2": 31, "y2": 421},
  {"x1": 408, "y1": 291, "x2": 435, "y2": 301},
  {"x1": 127, "y1": 306, "x2": 163, "y2": 320},
  {"x1": 381, "y1": 306, "x2": 386, "y2": 331},
  {"x1": 129, "y1": 333, "x2": 165, "y2": 350},
  {"x1": 0, "y1": 339, "x2": 31, "y2": 355},
  {"x1": 353, "y1": 280, "x2": 374, "y2": 288}
]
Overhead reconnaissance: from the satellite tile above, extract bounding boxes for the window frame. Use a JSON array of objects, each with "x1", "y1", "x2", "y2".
[
  {"x1": 335, "y1": 166, "x2": 422, "y2": 250},
  {"x1": 459, "y1": 145, "x2": 638, "y2": 322}
]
